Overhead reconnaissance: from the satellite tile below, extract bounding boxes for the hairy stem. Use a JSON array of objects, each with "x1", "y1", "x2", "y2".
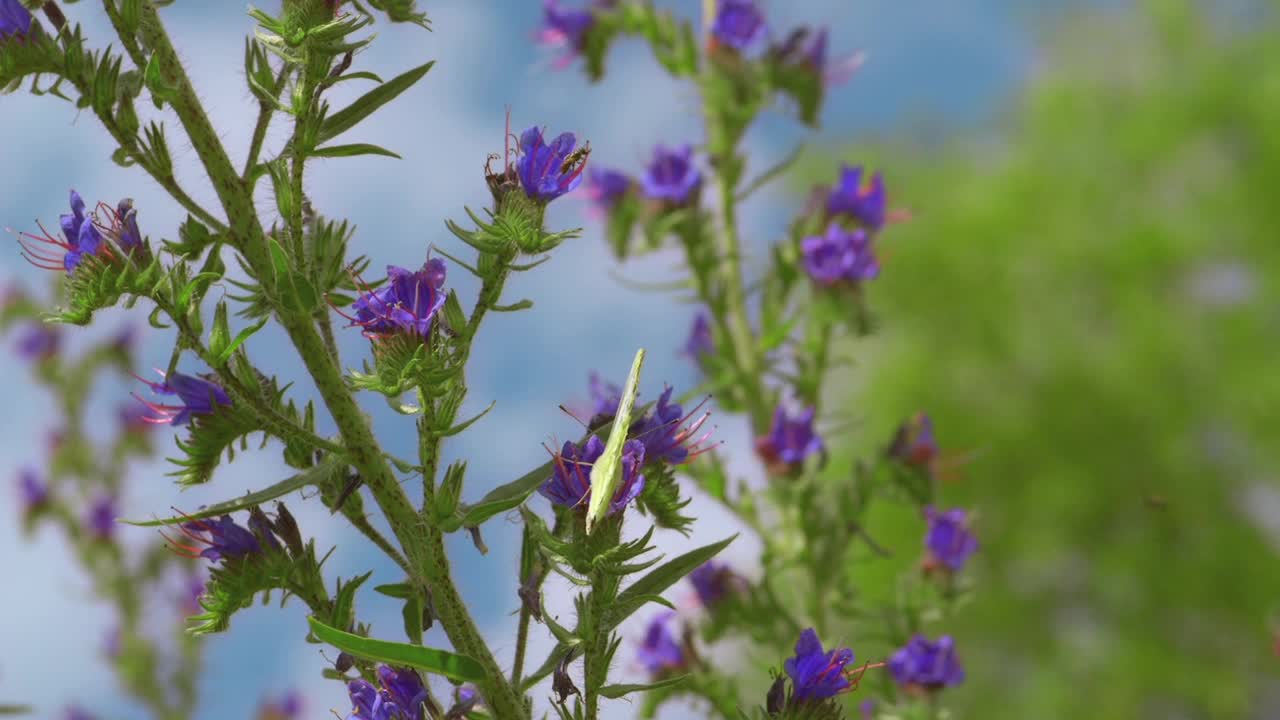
[{"x1": 244, "y1": 64, "x2": 292, "y2": 179}]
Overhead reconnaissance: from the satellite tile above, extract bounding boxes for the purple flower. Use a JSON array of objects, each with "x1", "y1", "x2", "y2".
[
  {"x1": 113, "y1": 198, "x2": 143, "y2": 252},
  {"x1": 587, "y1": 371, "x2": 622, "y2": 420},
  {"x1": 585, "y1": 167, "x2": 631, "y2": 211},
  {"x1": 640, "y1": 144, "x2": 701, "y2": 205},
  {"x1": 538, "y1": 435, "x2": 646, "y2": 515},
  {"x1": 349, "y1": 259, "x2": 448, "y2": 338},
  {"x1": 775, "y1": 27, "x2": 864, "y2": 87},
  {"x1": 257, "y1": 690, "x2": 303, "y2": 719},
  {"x1": 62, "y1": 707, "x2": 97, "y2": 720},
  {"x1": 887, "y1": 412, "x2": 938, "y2": 471},
  {"x1": 86, "y1": 494, "x2": 117, "y2": 540},
  {"x1": 784, "y1": 628, "x2": 855, "y2": 702},
  {"x1": 15, "y1": 322, "x2": 60, "y2": 360},
  {"x1": 802, "y1": 221, "x2": 879, "y2": 287},
  {"x1": 630, "y1": 385, "x2": 712, "y2": 465},
  {"x1": 827, "y1": 165, "x2": 887, "y2": 230},
  {"x1": 710, "y1": 0, "x2": 766, "y2": 52},
  {"x1": 18, "y1": 189, "x2": 106, "y2": 274},
  {"x1": 924, "y1": 506, "x2": 978, "y2": 572},
  {"x1": 689, "y1": 560, "x2": 744, "y2": 607},
  {"x1": 755, "y1": 405, "x2": 824, "y2": 472},
  {"x1": 174, "y1": 514, "x2": 264, "y2": 563},
  {"x1": 516, "y1": 126, "x2": 588, "y2": 202},
  {"x1": 887, "y1": 634, "x2": 965, "y2": 690},
  {"x1": 445, "y1": 685, "x2": 479, "y2": 719},
  {"x1": 637, "y1": 612, "x2": 685, "y2": 675},
  {"x1": 682, "y1": 311, "x2": 714, "y2": 362},
  {"x1": 537, "y1": 1, "x2": 595, "y2": 68},
  {"x1": 346, "y1": 665, "x2": 428, "y2": 720},
  {"x1": 18, "y1": 467, "x2": 48, "y2": 513},
  {"x1": 0, "y1": 0, "x2": 32, "y2": 40},
  {"x1": 133, "y1": 370, "x2": 232, "y2": 426}
]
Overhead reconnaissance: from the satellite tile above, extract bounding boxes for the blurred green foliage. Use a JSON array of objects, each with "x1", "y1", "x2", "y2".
[{"x1": 823, "y1": 1, "x2": 1280, "y2": 717}]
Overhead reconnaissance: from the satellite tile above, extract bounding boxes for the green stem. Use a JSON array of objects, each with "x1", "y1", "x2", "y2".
[
  {"x1": 134, "y1": 11, "x2": 523, "y2": 718},
  {"x1": 244, "y1": 64, "x2": 292, "y2": 179},
  {"x1": 710, "y1": 163, "x2": 766, "y2": 431}
]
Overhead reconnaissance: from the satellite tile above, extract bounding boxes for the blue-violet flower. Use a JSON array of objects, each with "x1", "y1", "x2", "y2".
[
  {"x1": 801, "y1": 221, "x2": 879, "y2": 286},
  {"x1": 517, "y1": 126, "x2": 588, "y2": 202},
  {"x1": 710, "y1": 0, "x2": 766, "y2": 52},
  {"x1": 923, "y1": 506, "x2": 978, "y2": 572},
  {"x1": 755, "y1": 405, "x2": 824, "y2": 472},
  {"x1": 133, "y1": 370, "x2": 232, "y2": 426},
  {"x1": 0, "y1": 0, "x2": 32, "y2": 40},
  {"x1": 784, "y1": 628, "x2": 855, "y2": 702},
  {"x1": 538, "y1": 435, "x2": 646, "y2": 514},
  {"x1": 637, "y1": 612, "x2": 686, "y2": 675},
  {"x1": 640, "y1": 144, "x2": 701, "y2": 204},
  {"x1": 887, "y1": 634, "x2": 965, "y2": 690},
  {"x1": 826, "y1": 165, "x2": 887, "y2": 230}
]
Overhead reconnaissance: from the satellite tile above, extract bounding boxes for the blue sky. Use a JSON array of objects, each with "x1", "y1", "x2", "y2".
[{"x1": 0, "y1": 1, "x2": 1079, "y2": 718}]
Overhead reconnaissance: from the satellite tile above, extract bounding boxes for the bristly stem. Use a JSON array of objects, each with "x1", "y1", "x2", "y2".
[
  {"x1": 244, "y1": 63, "x2": 292, "y2": 179},
  {"x1": 131, "y1": 10, "x2": 524, "y2": 717}
]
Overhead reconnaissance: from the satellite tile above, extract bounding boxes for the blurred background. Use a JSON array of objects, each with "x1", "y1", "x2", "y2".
[{"x1": 1, "y1": 0, "x2": 1278, "y2": 718}]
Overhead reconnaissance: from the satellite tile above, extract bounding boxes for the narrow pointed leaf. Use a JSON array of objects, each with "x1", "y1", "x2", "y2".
[
  {"x1": 609, "y1": 534, "x2": 736, "y2": 625},
  {"x1": 123, "y1": 459, "x2": 345, "y2": 526},
  {"x1": 319, "y1": 61, "x2": 435, "y2": 144},
  {"x1": 311, "y1": 143, "x2": 402, "y2": 160},
  {"x1": 307, "y1": 617, "x2": 484, "y2": 682},
  {"x1": 598, "y1": 675, "x2": 689, "y2": 699}
]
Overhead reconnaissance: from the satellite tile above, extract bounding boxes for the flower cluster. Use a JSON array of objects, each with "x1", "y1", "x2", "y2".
[
  {"x1": 346, "y1": 665, "x2": 430, "y2": 720},
  {"x1": 755, "y1": 404, "x2": 824, "y2": 474},
  {"x1": 16, "y1": 191, "x2": 145, "y2": 275},
  {"x1": 347, "y1": 259, "x2": 448, "y2": 339},
  {"x1": 802, "y1": 222, "x2": 879, "y2": 286},
  {"x1": 888, "y1": 634, "x2": 965, "y2": 691},
  {"x1": 538, "y1": 435, "x2": 647, "y2": 515},
  {"x1": 782, "y1": 628, "x2": 860, "y2": 703}
]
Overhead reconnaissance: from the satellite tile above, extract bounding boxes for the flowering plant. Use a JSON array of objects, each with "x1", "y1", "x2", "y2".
[{"x1": 2, "y1": 1, "x2": 978, "y2": 718}]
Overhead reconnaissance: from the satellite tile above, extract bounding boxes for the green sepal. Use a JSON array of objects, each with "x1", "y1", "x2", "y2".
[
  {"x1": 52, "y1": 249, "x2": 162, "y2": 326},
  {"x1": 634, "y1": 462, "x2": 695, "y2": 535},
  {"x1": 307, "y1": 618, "x2": 485, "y2": 682},
  {"x1": 432, "y1": 461, "x2": 466, "y2": 524}
]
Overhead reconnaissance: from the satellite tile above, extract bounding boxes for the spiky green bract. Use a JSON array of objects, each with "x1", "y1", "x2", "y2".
[
  {"x1": 168, "y1": 370, "x2": 318, "y2": 485},
  {"x1": 189, "y1": 516, "x2": 336, "y2": 636},
  {"x1": 446, "y1": 191, "x2": 581, "y2": 258},
  {"x1": 633, "y1": 462, "x2": 695, "y2": 535},
  {"x1": 586, "y1": 347, "x2": 645, "y2": 533},
  {"x1": 51, "y1": 245, "x2": 160, "y2": 325}
]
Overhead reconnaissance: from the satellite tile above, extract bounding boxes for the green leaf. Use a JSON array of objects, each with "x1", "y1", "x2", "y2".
[
  {"x1": 217, "y1": 316, "x2": 270, "y2": 364},
  {"x1": 598, "y1": 675, "x2": 689, "y2": 699},
  {"x1": 0, "y1": 705, "x2": 32, "y2": 715},
  {"x1": 123, "y1": 460, "x2": 344, "y2": 526},
  {"x1": 587, "y1": 348, "x2": 645, "y2": 533},
  {"x1": 310, "y1": 142, "x2": 402, "y2": 160},
  {"x1": 268, "y1": 237, "x2": 291, "y2": 278},
  {"x1": 374, "y1": 582, "x2": 414, "y2": 599},
  {"x1": 307, "y1": 617, "x2": 485, "y2": 682},
  {"x1": 458, "y1": 457, "x2": 551, "y2": 528},
  {"x1": 318, "y1": 61, "x2": 435, "y2": 144},
  {"x1": 331, "y1": 571, "x2": 372, "y2": 632},
  {"x1": 609, "y1": 535, "x2": 736, "y2": 626}
]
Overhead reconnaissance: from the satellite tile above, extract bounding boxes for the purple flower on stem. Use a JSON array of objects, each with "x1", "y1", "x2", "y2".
[
  {"x1": 17, "y1": 189, "x2": 105, "y2": 274},
  {"x1": 637, "y1": 612, "x2": 685, "y2": 675},
  {"x1": 346, "y1": 665, "x2": 429, "y2": 720},
  {"x1": 710, "y1": 0, "x2": 766, "y2": 52},
  {"x1": 755, "y1": 405, "x2": 824, "y2": 473},
  {"x1": 585, "y1": 167, "x2": 631, "y2": 212},
  {"x1": 86, "y1": 494, "x2": 117, "y2": 540},
  {"x1": 682, "y1": 311, "x2": 714, "y2": 362},
  {"x1": 15, "y1": 322, "x2": 60, "y2": 360},
  {"x1": 801, "y1": 222, "x2": 879, "y2": 287},
  {"x1": 517, "y1": 126, "x2": 589, "y2": 202},
  {"x1": 345, "y1": 259, "x2": 448, "y2": 339},
  {"x1": 536, "y1": 1, "x2": 595, "y2": 68},
  {"x1": 587, "y1": 371, "x2": 622, "y2": 420},
  {"x1": 538, "y1": 435, "x2": 646, "y2": 515},
  {"x1": 887, "y1": 634, "x2": 965, "y2": 690},
  {"x1": 132, "y1": 370, "x2": 232, "y2": 426},
  {"x1": 630, "y1": 385, "x2": 713, "y2": 465},
  {"x1": 775, "y1": 27, "x2": 865, "y2": 87},
  {"x1": 445, "y1": 685, "x2": 479, "y2": 719},
  {"x1": 0, "y1": 0, "x2": 32, "y2": 40},
  {"x1": 689, "y1": 560, "x2": 744, "y2": 607},
  {"x1": 923, "y1": 506, "x2": 978, "y2": 572},
  {"x1": 827, "y1": 165, "x2": 887, "y2": 230},
  {"x1": 114, "y1": 198, "x2": 144, "y2": 252},
  {"x1": 640, "y1": 144, "x2": 701, "y2": 205},
  {"x1": 783, "y1": 628, "x2": 855, "y2": 702},
  {"x1": 168, "y1": 514, "x2": 264, "y2": 563},
  {"x1": 18, "y1": 467, "x2": 48, "y2": 514}
]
